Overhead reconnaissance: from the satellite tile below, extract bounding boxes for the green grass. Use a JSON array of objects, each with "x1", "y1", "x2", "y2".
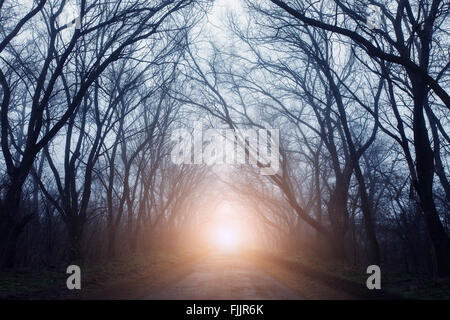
[
  {"x1": 287, "y1": 254, "x2": 450, "y2": 299},
  {"x1": 0, "y1": 248, "x2": 207, "y2": 299},
  {"x1": 0, "y1": 269, "x2": 66, "y2": 299}
]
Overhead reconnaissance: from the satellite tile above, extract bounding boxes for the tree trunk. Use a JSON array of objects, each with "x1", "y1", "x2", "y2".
[
  {"x1": 410, "y1": 74, "x2": 450, "y2": 277},
  {"x1": 0, "y1": 176, "x2": 29, "y2": 268},
  {"x1": 327, "y1": 188, "x2": 349, "y2": 262},
  {"x1": 107, "y1": 224, "x2": 117, "y2": 258},
  {"x1": 67, "y1": 218, "x2": 84, "y2": 263}
]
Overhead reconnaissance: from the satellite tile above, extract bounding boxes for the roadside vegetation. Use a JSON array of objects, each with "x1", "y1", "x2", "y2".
[{"x1": 0, "y1": 249, "x2": 207, "y2": 299}]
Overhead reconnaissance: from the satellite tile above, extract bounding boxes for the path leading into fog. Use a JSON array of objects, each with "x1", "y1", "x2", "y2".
[{"x1": 144, "y1": 253, "x2": 301, "y2": 299}]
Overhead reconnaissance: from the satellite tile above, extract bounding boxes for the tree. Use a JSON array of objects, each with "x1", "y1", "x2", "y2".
[
  {"x1": 264, "y1": 0, "x2": 450, "y2": 277},
  {"x1": 0, "y1": 0, "x2": 199, "y2": 268}
]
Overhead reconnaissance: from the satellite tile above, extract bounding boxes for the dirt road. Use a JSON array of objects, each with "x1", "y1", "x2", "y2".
[
  {"x1": 145, "y1": 253, "x2": 300, "y2": 299},
  {"x1": 90, "y1": 252, "x2": 358, "y2": 300}
]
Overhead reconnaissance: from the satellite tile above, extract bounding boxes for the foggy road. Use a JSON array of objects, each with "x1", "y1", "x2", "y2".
[{"x1": 144, "y1": 254, "x2": 301, "y2": 300}]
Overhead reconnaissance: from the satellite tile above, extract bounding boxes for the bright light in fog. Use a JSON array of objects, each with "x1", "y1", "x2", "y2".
[
  {"x1": 201, "y1": 201, "x2": 258, "y2": 252},
  {"x1": 215, "y1": 226, "x2": 239, "y2": 250}
]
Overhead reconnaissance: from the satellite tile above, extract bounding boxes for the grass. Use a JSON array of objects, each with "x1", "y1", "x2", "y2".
[
  {"x1": 286, "y1": 254, "x2": 450, "y2": 299},
  {"x1": 0, "y1": 248, "x2": 207, "y2": 299},
  {"x1": 0, "y1": 268, "x2": 67, "y2": 299},
  {"x1": 244, "y1": 248, "x2": 450, "y2": 299}
]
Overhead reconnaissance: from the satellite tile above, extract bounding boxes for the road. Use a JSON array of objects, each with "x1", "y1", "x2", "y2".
[{"x1": 145, "y1": 253, "x2": 301, "y2": 299}]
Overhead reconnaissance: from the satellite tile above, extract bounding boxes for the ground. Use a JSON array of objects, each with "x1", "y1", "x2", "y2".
[
  {"x1": 86, "y1": 251, "x2": 357, "y2": 299},
  {"x1": 146, "y1": 254, "x2": 301, "y2": 299},
  {"x1": 1, "y1": 249, "x2": 449, "y2": 299}
]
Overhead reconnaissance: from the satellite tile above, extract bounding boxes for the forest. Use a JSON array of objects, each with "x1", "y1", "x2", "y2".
[{"x1": 0, "y1": 0, "x2": 449, "y2": 299}]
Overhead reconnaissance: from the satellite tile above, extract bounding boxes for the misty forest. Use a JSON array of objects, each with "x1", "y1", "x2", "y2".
[{"x1": 0, "y1": 0, "x2": 449, "y2": 299}]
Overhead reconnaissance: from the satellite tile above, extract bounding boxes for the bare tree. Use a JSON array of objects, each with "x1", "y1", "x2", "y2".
[{"x1": 0, "y1": 0, "x2": 200, "y2": 267}]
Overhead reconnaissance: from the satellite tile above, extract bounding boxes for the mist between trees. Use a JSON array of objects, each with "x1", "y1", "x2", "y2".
[{"x1": 0, "y1": 0, "x2": 449, "y2": 279}]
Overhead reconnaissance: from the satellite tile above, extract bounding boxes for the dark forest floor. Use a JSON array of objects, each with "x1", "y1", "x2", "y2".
[
  {"x1": 1, "y1": 248, "x2": 449, "y2": 299},
  {"x1": 247, "y1": 250, "x2": 450, "y2": 300},
  {"x1": 0, "y1": 249, "x2": 204, "y2": 299}
]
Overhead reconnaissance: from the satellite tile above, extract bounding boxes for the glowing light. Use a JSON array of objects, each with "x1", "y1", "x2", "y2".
[
  {"x1": 199, "y1": 202, "x2": 258, "y2": 252},
  {"x1": 215, "y1": 226, "x2": 239, "y2": 250}
]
